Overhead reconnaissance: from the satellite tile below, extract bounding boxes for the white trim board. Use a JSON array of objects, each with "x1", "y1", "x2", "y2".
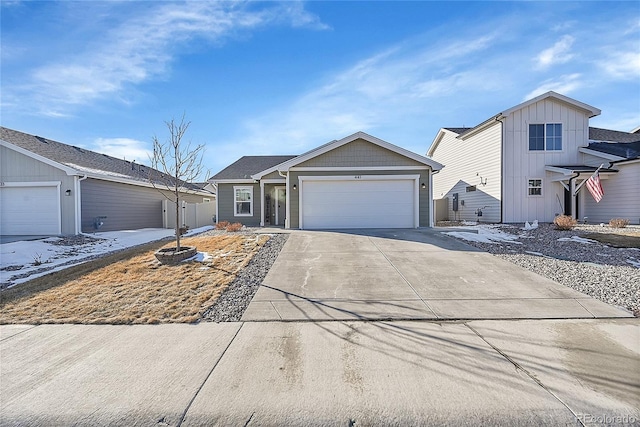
[{"x1": 290, "y1": 166, "x2": 429, "y2": 171}]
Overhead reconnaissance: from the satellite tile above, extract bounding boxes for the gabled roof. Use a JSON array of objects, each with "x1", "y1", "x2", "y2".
[
  {"x1": 589, "y1": 127, "x2": 640, "y2": 143},
  {"x1": 454, "y1": 91, "x2": 601, "y2": 141},
  {"x1": 501, "y1": 91, "x2": 601, "y2": 118},
  {"x1": 211, "y1": 155, "x2": 296, "y2": 181},
  {"x1": 253, "y1": 131, "x2": 443, "y2": 179},
  {"x1": 0, "y1": 126, "x2": 205, "y2": 192}
]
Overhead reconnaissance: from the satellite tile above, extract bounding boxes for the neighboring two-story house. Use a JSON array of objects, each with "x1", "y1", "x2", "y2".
[{"x1": 428, "y1": 91, "x2": 640, "y2": 224}]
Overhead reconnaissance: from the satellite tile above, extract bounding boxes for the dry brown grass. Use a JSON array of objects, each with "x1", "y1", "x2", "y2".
[{"x1": 0, "y1": 234, "x2": 269, "y2": 325}]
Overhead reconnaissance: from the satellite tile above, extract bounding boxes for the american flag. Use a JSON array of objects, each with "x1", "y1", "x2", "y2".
[{"x1": 586, "y1": 170, "x2": 604, "y2": 203}]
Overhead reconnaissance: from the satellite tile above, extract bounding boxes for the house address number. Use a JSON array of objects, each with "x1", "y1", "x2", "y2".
[{"x1": 354, "y1": 175, "x2": 361, "y2": 179}]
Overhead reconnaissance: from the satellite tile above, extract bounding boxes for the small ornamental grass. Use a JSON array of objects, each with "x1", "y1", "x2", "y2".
[
  {"x1": 215, "y1": 221, "x2": 243, "y2": 232},
  {"x1": 553, "y1": 215, "x2": 577, "y2": 230},
  {"x1": 609, "y1": 218, "x2": 630, "y2": 228}
]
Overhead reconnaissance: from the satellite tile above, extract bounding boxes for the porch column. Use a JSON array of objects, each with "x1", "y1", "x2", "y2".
[
  {"x1": 570, "y1": 179, "x2": 577, "y2": 220},
  {"x1": 260, "y1": 181, "x2": 265, "y2": 226}
]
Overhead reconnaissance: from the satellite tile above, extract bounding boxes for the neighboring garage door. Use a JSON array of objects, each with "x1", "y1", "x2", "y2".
[
  {"x1": 0, "y1": 185, "x2": 61, "y2": 235},
  {"x1": 300, "y1": 178, "x2": 416, "y2": 229}
]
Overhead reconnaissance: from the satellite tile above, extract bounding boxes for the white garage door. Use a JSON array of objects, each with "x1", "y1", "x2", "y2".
[
  {"x1": 301, "y1": 179, "x2": 415, "y2": 229},
  {"x1": 0, "y1": 185, "x2": 60, "y2": 235}
]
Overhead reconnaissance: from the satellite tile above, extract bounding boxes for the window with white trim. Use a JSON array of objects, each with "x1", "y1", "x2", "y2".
[
  {"x1": 529, "y1": 123, "x2": 562, "y2": 151},
  {"x1": 527, "y1": 179, "x2": 543, "y2": 196},
  {"x1": 234, "y1": 186, "x2": 253, "y2": 216}
]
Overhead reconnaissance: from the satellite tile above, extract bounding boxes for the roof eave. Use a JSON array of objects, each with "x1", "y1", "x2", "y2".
[{"x1": 578, "y1": 147, "x2": 626, "y2": 161}]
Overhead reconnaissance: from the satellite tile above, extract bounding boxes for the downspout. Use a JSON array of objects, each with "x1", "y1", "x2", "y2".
[
  {"x1": 75, "y1": 175, "x2": 88, "y2": 234},
  {"x1": 568, "y1": 172, "x2": 580, "y2": 219}
]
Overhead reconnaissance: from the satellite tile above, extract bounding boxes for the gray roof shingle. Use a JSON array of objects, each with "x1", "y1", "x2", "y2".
[
  {"x1": 0, "y1": 126, "x2": 202, "y2": 190},
  {"x1": 444, "y1": 127, "x2": 473, "y2": 134},
  {"x1": 586, "y1": 141, "x2": 640, "y2": 160},
  {"x1": 589, "y1": 127, "x2": 640, "y2": 143},
  {"x1": 212, "y1": 155, "x2": 297, "y2": 180}
]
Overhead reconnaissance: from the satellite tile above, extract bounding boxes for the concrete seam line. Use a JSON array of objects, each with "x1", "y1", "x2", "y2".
[
  {"x1": 367, "y1": 236, "x2": 438, "y2": 318},
  {"x1": 465, "y1": 323, "x2": 586, "y2": 427},
  {"x1": 270, "y1": 301, "x2": 283, "y2": 320},
  {"x1": 176, "y1": 323, "x2": 245, "y2": 427},
  {"x1": 0, "y1": 325, "x2": 39, "y2": 342},
  {"x1": 573, "y1": 299, "x2": 597, "y2": 318}
]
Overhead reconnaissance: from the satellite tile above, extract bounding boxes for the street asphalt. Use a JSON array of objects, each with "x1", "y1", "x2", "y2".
[{"x1": 1, "y1": 229, "x2": 638, "y2": 426}]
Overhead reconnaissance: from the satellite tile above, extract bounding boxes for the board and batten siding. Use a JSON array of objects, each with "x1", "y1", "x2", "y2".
[
  {"x1": 216, "y1": 182, "x2": 261, "y2": 226},
  {"x1": 503, "y1": 98, "x2": 591, "y2": 223},
  {"x1": 430, "y1": 125, "x2": 502, "y2": 223},
  {"x1": 295, "y1": 138, "x2": 424, "y2": 168},
  {"x1": 0, "y1": 144, "x2": 77, "y2": 235},
  {"x1": 288, "y1": 169, "x2": 432, "y2": 229},
  {"x1": 583, "y1": 161, "x2": 640, "y2": 224},
  {"x1": 80, "y1": 178, "x2": 203, "y2": 232}
]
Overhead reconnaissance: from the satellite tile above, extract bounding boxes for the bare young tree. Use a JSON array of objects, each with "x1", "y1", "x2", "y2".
[{"x1": 149, "y1": 114, "x2": 207, "y2": 251}]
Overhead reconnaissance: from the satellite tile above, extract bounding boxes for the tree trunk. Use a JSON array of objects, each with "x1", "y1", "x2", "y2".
[{"x1": 175, "y1": 189, "x2": 181, "y2": 251}]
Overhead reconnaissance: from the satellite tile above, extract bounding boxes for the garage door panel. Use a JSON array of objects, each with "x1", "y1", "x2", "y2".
[
  {"x1": 301, "y1": 179, "x2": 415, "y2": 229},
  {"x1": 0, "y1": 186, "x2": 60, "y2": 235}
]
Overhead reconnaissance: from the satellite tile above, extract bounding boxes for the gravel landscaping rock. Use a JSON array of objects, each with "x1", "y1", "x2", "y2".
[
  {"x1": 443, "y1": 223, "x2": 640, "y2": 316},
  {"x1": 202, "y1": 233, "x2": 288, "y2": 322}
]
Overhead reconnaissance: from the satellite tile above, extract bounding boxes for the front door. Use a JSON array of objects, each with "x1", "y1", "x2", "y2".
[{"x1": 276, "y1": 187, "x2": 286, "y2": 226}]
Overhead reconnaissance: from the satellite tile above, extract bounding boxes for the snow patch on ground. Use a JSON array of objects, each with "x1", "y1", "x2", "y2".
[
  {"x1": 1, "y1": 226, "x2": 214, "y2": 288},
  {"x1": 557, "y1": 236, "x2": 598, "y2": 244},
  {"x1": 627, "y1": 259, "x2": 640, "y2": 268},
  {"x1": 444, "y1": 225, "x2": 522, "y2": 245}
]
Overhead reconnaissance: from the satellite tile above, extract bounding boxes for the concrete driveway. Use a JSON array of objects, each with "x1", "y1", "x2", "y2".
[{"x1": 243, "y1": 229, "x2": 631, "y2": 321}]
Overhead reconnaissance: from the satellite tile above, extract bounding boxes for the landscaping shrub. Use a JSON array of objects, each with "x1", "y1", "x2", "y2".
[
  {"x1": 215, "y1": 221, "x2": 230, "y2": 230},
  {"x1": 609, "y1": 218, "x2": 630, "y2": 228},
  {"x1": 554, "y1": 215, "x2": 577, "y2": 230},
  {"x1": 226, "y1": 222, "x2": 243, "y2": 232}
]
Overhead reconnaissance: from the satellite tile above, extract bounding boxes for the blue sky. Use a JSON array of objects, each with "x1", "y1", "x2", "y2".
[{"x1": 2, "y1": 1, "x2": 639, "y2": 178}]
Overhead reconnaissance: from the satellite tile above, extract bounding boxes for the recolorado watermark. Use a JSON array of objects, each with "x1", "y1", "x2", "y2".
[{"x1": 577, "y1": 414, "x2": 637, "y2": 424}]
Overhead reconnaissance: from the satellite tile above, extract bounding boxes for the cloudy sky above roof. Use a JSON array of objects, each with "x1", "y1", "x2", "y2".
[{"x1": 1, "y1": 1, "x2": 638, "y2": 178}]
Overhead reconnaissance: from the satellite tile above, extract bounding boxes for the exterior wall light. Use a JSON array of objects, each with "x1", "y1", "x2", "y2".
[
  {"x1": 421, "y1": 183, "x2": 426, "y2": 189},
  {"x1": 293, "y1": 184, "x2": 297, "y2": 190},
  {"x1": 65, "y1": 189, "x2": 72, "y2": 196}
]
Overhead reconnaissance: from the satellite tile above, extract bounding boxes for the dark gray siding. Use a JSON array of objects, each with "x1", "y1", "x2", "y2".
[
  {"x1": 288, "y1": 169, "x2": 431, "y2": 229},
  {"x1": 81, "y1": 178, "x2": 203, "y2": 232},
  {"x1": 216, "y1": 183, "x2": 261, "y2": 226}
]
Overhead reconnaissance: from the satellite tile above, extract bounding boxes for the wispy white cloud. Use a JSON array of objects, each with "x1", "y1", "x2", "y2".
[
  {"x1": 535, "y1": 35, "x2": 575, "y2": 69},
  {"x1": 92, "y1": 137, "x2": 152, "y2": 163},
  {"x1": 8, "y1": 1, "x2": 327, "y2": 116},
  {"x1": 217, "y1": 32, "x2": 504, "y2": 159},
  {"x1": 599, "y1": 51, "x2": 640, "y2": 80},
  {"x1": 524, "y1": 73, "x2": 583, "y2": 100}
]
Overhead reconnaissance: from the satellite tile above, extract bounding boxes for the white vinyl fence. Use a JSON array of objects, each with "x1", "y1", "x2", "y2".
[{"x1": 163, "y1": 200, "x2": 217, "y2": 230}]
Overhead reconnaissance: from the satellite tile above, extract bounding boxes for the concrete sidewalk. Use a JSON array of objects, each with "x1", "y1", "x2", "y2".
[
  {"x1": 1, "y1": 320, "x2": 638, "y2": 426},
  {"x1": 243, "y1": 230, "x2": 632, "y2": 321}
]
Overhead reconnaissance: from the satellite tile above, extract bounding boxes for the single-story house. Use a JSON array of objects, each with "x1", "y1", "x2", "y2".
[
  {"x1": 0, "y1": 126, "x2": 214, "y2": 236},
  {"x1": 210, "y1": 131, "x2": 444, "y2": 229},
  {"x1": 427, "y1": 91, "x2": 640, "y2": 224}
]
